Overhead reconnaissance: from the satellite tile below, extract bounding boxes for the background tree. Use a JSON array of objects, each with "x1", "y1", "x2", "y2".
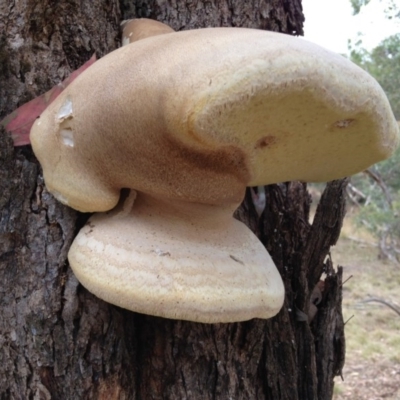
[
  {"x1": 350, "y1": 33, "x2": 400, "y2": 120},
  {"x1": 346, "y1": 0, "x2": 400, "y2": 261},
  {"x1": 0, "y1": 1, "x2": 346, "y2": 399},
  {"x1": 349, "y1": 0, "x2": 399, "y2": 19}
]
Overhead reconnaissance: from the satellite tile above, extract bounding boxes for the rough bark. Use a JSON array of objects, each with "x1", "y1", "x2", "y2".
[
  {"x1": 0, "y1": 1, "x2": 346, "y2": 399},
  {"x1": 121, "y1": 0, "x2": 303, "y2": 34}
]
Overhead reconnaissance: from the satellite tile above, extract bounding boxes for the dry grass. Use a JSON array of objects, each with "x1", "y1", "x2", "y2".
[{"x1": 331, "y1": 208, "x2": 400, "y2": 399}]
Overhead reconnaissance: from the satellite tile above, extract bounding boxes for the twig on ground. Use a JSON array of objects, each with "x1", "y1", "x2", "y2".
[{"x1": 362, "y1": 297, "x2": 400, "y2": 316}]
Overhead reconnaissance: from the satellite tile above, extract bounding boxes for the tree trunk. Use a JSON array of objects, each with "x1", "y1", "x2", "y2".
[{"x1": 0, "y1": 1, "x2": 346, "y2": 399}]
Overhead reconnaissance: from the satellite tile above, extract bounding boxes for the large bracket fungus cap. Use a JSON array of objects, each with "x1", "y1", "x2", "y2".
[{"x1": 30, "y1": 23, "x2": 399, "y2": 323}]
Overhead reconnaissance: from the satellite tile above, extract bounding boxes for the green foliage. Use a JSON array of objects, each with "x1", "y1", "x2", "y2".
[
  {"x1": 348, "y1": 27, "x2": 400, "y2": 260},
  {"x1": 350, "y1": 0, "x2": 371, "y2": 15},
  {"x1": 350, "y1": 0, "x2": 399, "y2": 19},
  {"x1": 353, "y1": 147, "x2": 400, "y2": 262},
  {"x1": 357, "y1": 199, "x2": 400, "y2": 262},
  {"x1": 350, "y1": 34, "x2": 400, "y2": 119},
  {"x1": 348, "y1": 31, "x2": 400, "y2": 260},
  {"x1": 340, "y1": 3, "x2": 400, "y2": 260},
  {"x1": 348, "y1": 24, "x2": 400, "y2": 253}
]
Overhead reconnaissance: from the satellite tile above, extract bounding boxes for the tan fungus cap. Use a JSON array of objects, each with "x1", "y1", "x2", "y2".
[{"x1": 30, "y1": 27, "x2": 399, "y2": 212}]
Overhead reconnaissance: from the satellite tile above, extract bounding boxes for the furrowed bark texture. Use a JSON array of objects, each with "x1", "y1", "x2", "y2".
[{"x1": 0, "y1": 1, "x2": 346, "y2": 399}]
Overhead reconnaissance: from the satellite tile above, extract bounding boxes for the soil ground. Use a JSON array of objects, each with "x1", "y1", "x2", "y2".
[{"x1": 331, "y1": 209, "x2": 400, "y2": 399}]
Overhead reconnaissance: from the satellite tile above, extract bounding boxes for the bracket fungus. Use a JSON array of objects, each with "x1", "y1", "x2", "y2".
[{"x1": 30, "y1": 20, "x2": 399, "y2": 323}]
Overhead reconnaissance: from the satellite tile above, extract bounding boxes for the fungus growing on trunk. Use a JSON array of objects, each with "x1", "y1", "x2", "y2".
[{"x1": 30, "y1": 21, "x2": 399, "y2": 323}]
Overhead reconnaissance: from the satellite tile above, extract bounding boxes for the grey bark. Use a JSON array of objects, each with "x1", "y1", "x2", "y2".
[{"x1": 0, "y1": 1, "x2": 346, "y2": 399}]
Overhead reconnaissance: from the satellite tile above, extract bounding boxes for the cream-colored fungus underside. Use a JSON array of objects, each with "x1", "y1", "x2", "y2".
[{"x1": 68, "y1": 193, "x2": 284, "y2": 323}]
